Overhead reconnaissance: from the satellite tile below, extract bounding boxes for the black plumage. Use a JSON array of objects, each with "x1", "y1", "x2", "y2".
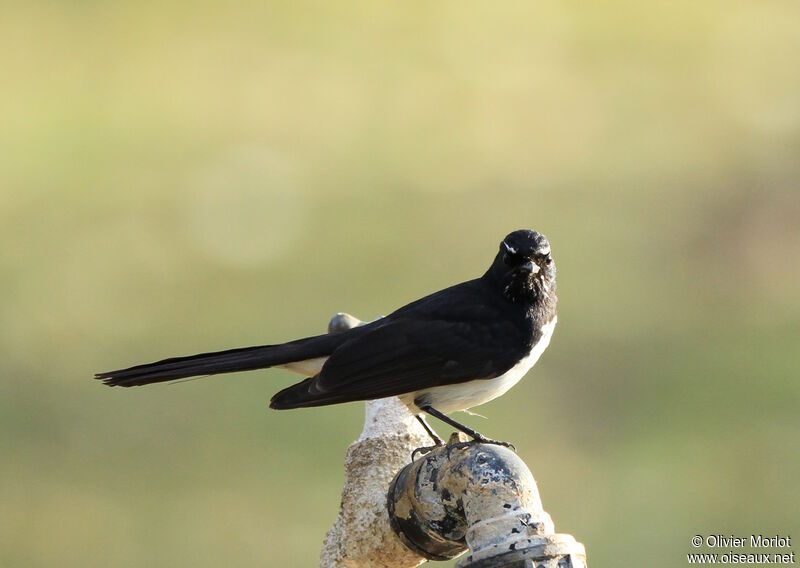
[{"x1": 96, "y1": 229, "x2": 557, "y2": 430}]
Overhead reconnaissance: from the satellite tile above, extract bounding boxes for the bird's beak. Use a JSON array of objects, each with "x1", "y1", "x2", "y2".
[{"x1": 520, "y1": 260, "x2": 540, "y2": 275}]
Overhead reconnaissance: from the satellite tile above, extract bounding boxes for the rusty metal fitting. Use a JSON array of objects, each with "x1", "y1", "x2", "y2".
[{"x1": 387, "y1": 434, "x2": 587, "y2": 567}]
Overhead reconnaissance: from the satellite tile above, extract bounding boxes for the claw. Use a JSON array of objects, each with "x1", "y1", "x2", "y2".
[
  {"x1": 411, "y1": 442, "x2": 442, "y2": 461},
  {"x1": 473, "y1": 436, "x2": 516, "y2": 452},
  {"x1": 446, "y1": 437, "x2": 517, "y2": 458},
  {"x1": 412, "y1": 436, "x2": 517, "y2": 461}
]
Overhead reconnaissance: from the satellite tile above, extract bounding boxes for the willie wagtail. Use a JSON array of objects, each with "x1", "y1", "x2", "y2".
[{"x1": 95, "y1": 229, "x2": 557, "y2": 446}]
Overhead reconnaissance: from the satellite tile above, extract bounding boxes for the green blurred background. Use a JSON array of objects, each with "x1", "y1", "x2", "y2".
[{"x1": 2, "y1": 1, "x2": 798, "y2": 566}]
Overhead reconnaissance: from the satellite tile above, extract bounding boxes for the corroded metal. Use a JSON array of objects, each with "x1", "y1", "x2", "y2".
[{"x1": 387, "y1": 434, "x2": 587, "y2": 568}]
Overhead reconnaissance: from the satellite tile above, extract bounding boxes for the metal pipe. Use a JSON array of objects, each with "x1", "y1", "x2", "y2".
[{"x1": 387, "y1": 434, "x2": 587, "y2": 567}]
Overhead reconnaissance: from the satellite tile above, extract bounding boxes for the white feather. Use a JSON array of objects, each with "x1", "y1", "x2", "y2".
[
  {"x1": 402, "y1": 316, "x2": 557, "y2": 414},
  {"x1": 279, "y1": 357, "x2": 328, "y2": 376}
]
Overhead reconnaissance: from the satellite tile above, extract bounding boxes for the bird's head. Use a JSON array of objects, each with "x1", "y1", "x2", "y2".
[{"x1": 486, "y1": 229, "x2": 556, "y2": 303}]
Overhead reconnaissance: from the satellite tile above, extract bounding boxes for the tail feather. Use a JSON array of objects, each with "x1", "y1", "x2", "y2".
[
  {"x1": 269, "y1": 377, "x2": 365, "y2": 409},
  {"x1": 95, "y1": 332, "x2": 347, "y2": 387}
]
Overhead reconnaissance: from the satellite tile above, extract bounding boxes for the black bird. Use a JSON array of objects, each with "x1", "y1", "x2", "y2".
[{"x1": 95, "y1": 229, "x2": 558, "y2": 445}]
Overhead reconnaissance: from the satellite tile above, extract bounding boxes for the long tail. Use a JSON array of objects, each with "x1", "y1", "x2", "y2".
[{"x1": 95, "y1": 332, "x2": 350, "y2": 387}]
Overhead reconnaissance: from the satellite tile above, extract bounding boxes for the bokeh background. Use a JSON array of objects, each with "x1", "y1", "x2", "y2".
[{"x1": 2, "y1": 1, "x2": 798, "y2": 566}]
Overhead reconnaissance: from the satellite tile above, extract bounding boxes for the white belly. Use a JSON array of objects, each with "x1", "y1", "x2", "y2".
[
  {"x1": 401, "y1": 316, "x2": 557, "y2": 414},
  {"x1": 279, "y1": 357, "x2": 328, "y2": 376}
]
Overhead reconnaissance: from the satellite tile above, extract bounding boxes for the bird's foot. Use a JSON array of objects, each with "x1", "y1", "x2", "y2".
[
  {"x1": 411, "y1": 442, "x2": 444, "y2": 461},
  {"x1": 446, "y1": 435, "x2": 516, "y2": 457}
]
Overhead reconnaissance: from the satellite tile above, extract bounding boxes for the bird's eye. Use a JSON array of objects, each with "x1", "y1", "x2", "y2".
[
  {"x1": 503, "y1": 249, "x2": 525, "y2": 266},
  {"x1": 545, "y1": 255, "x2": 552, "y2": 264}
]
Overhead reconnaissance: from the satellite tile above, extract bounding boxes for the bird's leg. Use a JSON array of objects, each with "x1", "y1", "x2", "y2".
[
  {"x1": 420, "y1": 405, "x2": 516, "y2": 453},
  {"x1": 416, "y1": 415, "x2": 444, "y2": 445},
  {"x1": 411, "y1": 415, "x2": 445, "y2": 461}
]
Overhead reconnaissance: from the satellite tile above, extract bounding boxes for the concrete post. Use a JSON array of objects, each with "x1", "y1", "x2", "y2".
[{"x1": 319, "y1": 396, "x2": 431, "y2": 568}]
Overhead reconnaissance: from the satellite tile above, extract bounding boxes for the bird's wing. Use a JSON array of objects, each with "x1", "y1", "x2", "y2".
[{"x1": 269, "y1": 315, "x2": 527, "y2": 408}]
